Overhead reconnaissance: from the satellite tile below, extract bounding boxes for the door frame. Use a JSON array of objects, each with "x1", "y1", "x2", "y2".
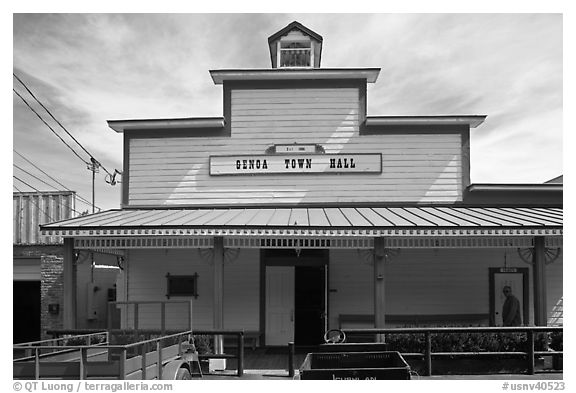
[
  {"x1": 260, "y1": 249, "x2": 329, "y2": 346},
  {"x1": 489, "y1": 267, "x2": 530, "y2": 326}
]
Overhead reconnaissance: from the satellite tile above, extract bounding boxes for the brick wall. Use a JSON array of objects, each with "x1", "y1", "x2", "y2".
[{"x1": 40, "y1": 253, "x2": 65, "y2": 339}]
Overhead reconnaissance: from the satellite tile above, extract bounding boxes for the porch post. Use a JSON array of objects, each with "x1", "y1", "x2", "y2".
[
  {"x1": 63, "y1": 237, "x2": 77, "y2": 329},
  {"x1": 374, "y1": 237, "x2": 386, "y2": 341},
  {"x1": 532, "y1": 236, "x2": 547, "y2": 326},
  {"x1": 213, "y1": 237, "x2": 225, "y2": 353}
]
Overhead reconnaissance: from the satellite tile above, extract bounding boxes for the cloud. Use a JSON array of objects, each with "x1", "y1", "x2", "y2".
[{"x1": 12, "y1": 14, "x2": 563, "y2": 210}]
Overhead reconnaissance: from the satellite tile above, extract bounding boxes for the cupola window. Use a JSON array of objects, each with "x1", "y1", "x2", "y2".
[
  {"x1": 279, "y1": 41, "x2": 312, "y2": 68},
  {"x1": 268, "y1": 21, "x2": 323, "y2": 69}
]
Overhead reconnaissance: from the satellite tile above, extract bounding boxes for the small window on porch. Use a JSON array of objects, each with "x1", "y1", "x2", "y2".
[{"x1": 166, "y1": 273, "x2": 198, "y2": 299}]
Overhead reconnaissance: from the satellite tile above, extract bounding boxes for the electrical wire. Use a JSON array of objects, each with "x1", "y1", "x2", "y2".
[
  {"x1": 13, "y1": 73, "x2": 114, "y2": 177},
  {"x1": 13, "y1": 176, "x2": 87, "y2": 217},
  {"x1": 13, "y1": 163, "x2": 99, "y2": 212},
  {"x1": 12, "y1": 183, "x2": 56, "y2": 222},
  {"x1": 13, "y1": 88, "x2": 89, "y2": 165},
  {"x1": 13, "y1": 149, "x2": 101, "y2": 211},
  {"x1": 14, "y1": 163, "x2": 60, "y2": 191}
]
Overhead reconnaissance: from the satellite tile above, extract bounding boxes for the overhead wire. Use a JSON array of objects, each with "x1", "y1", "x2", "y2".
[
  {"x1": 13, "y1": 183, "x2": 56, "y2": 222},
  {"x1": 13, "y1": 149, "x2": 101, "y2": 211},
  {"x1": 13, "y1": 73, "x2": 114, "y2": 177},
  {"x1": 13, "y1": 175, "x2": 42, "y2": 192},
  {"x1": 13, "y1": 176, "x2": 87, "y2": 217},
  {"x1": 14, "y1": 72, "x2": 122, "y2": 214},
  {"x1": 14, "y1": 163, "x2": 62, "y2": 191},
  {"x1": 13, "y1": 163, "x2": 100, "y2": 212},
  {"x1": 13, "y1": 88, "x2": 89, "y2": 165}
]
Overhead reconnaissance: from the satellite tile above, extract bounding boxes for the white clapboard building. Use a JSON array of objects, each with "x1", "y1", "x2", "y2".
[{"x1": 41, "y1": 22, "x2": 562, "y2": 347}]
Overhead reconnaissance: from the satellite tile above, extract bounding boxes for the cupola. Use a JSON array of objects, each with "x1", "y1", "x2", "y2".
[{"x1": 268, "y1": 21, "x2": 323, "y2": 69}]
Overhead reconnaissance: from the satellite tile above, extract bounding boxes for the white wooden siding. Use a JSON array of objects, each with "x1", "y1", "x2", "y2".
[
  {"x1": 545, "y1": 257, "x2": 563, "y2": 325},
  {"x1": 385, "y1": 249, "x2": 495, "y2": 316},
  {"x1": 385, "y1": 249, "x2": 563, "y2": 326},
  {"x1": 127, "y1": 87, "x2": 463, "y2": 206},
  {"x1": 328, "y1": 249, "x2": 374, "y2": 329},
  {"x1": 124, "y1": 249, "x2": 213, "y2": 330},
  {"x1": 328, "y1": 248, "x2": 563, "y2": 327},
  {"x1": 119, "y1": 247, "x2": 561, "y2": 330},
  {"x1": 122, "y1": 248, "x2": 259, "y2": 330},
  {"x1": 223, "y1": 249, "x2": 260, "y2": 330}
]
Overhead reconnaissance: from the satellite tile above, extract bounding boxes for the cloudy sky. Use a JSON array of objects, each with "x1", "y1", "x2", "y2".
[{"x1": 12, "y1": 13, "x2": 563, "y2": 211}]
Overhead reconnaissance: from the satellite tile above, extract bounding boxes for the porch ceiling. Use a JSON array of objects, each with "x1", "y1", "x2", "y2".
[{"x1": 40, "y1": 206, "x2": 563, "y2": 238}]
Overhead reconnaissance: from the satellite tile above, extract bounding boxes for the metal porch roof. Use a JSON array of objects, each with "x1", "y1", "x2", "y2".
[{"x1": 40, "y1": 206, "x2": 563, "y2": 238}]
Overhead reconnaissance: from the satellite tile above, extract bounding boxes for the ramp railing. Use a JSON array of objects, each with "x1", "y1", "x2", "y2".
[{"x1": 342, "y1": 326, "x2": 563, "y2": 376}]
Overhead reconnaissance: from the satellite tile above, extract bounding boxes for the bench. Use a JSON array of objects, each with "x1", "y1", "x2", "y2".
[
  {"x1": 339, "y1": 314, "x2": 375, "y2": 329},
  {"x1": 338, "y1": 313, "x2": 490, "y2": 330},
  {"x1": 223, "y1": 331, "x2": 261, "y2": 350},
  {"x1": 338, "y1": 314, "x2": 377, "y2": 342}
]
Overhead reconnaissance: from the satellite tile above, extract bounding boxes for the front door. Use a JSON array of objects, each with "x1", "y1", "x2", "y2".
[
  {"x1": 489, "y1": 268, "x2": 529, "y2": 326},
  {"x1": 295, "y1": 265, "x2": 326, "y2": 345},
  {"x1": 265, "y1": 266, "x2": 295, "y2": 345}
]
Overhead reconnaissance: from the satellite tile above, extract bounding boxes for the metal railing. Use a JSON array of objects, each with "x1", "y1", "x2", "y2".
[
  {"x1": 14, "y1": 331, "x2": 218, "y2": 380},
  {"x1": 14, "y1": 330, "x2": 192, "y2": 379},
  {"x1": 108, "y1": 300, "x2": 192, "y2": 335},
  {"x1": 14, "y1": 331, "x2": 109, "y2": 360},
  {"x1": 342, "y1": 326, "x2": 563, "y2": 376},
  {"x1": 23, "y1": 329, "x2": 246, "y2": 378}
]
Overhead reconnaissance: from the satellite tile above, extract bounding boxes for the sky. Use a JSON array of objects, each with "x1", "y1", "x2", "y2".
[{"x1": 11, "y1": 13, "x2": 564, "y2": 211}]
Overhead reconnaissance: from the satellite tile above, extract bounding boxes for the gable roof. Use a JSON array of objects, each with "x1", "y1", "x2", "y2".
[{"x1": 268, "y1": 21, "x2": 323, "y2": 44}]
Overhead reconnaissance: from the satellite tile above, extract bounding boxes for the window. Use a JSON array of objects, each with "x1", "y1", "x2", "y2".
[
  {"x1": 280, "y1": 41, "x2": 312, "y2": 68},
  {"x1": 166, "y1": 273, "x2": 199, "y2": 299}
]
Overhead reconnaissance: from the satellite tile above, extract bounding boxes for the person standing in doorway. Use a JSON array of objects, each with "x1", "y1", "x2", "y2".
[{"x1": 502, "y1": 286, "x2": 522, "y2": 326}]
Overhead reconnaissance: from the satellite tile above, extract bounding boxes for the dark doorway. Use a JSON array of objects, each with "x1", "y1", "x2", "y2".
[
  {"x1": 295, "y1": 265, "x2": 326, "y2": 345},
  {"x1": 261, "y1": 249, "x2": 328, "y2": 347},
  {"x1": 13, "y1": 281, "x2": 41, "y2": 343}
]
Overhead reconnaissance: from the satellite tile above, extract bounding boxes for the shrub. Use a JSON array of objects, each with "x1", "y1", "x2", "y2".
[
  {"x1": 64, "y1": 333, "x2": 107, "y2": 346},
  {"x1": 549, "y1": 331, "x2": 563, "y2": 351},
  {"x1": 384, "y1": 330, "x2": 560, "y2": 353},
  {"x1": 64, "y1": 336, "x2": 88, "y2": 346},
  {"x1": 193, "y1": 335, "x2": 213, "y2": 354}
]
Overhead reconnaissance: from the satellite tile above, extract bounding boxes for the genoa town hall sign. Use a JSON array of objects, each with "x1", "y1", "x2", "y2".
[{"x1": 210, "y1": 144, "x2": 382, "y2": 175}]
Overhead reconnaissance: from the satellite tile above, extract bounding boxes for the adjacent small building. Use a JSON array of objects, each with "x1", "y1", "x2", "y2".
[
  {"x1": 13, "y1": 191, "x2": 119, "y2": 341},
  {"x1": 40, "y1": 22, "x2": 562, "y2": 346}
]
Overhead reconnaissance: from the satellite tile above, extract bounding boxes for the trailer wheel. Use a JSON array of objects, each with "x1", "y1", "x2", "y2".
[{"x1": 176, "y1": 367, "x2": 192, "y2": 380}]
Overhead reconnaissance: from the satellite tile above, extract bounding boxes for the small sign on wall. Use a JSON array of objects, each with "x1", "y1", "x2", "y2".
[
  {"x1": 275, "y1": 144, "x2": 317, "y2": 154},
  {"x1": 209, "y1": 153, "x2": 382, "y2": 175}
]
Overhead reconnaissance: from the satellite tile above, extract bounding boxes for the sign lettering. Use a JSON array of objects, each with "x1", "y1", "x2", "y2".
[
  {"x1": 210, "y1": 154, "x2": 381, "y2": 175},
  {"x1": 275, "y1": 144, "x2": 316, "y2": 153}
]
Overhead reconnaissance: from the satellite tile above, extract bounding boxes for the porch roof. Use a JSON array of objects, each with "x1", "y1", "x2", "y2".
[{"x1": 40, "y1": 206, "x2": 563, "y2": 238}]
